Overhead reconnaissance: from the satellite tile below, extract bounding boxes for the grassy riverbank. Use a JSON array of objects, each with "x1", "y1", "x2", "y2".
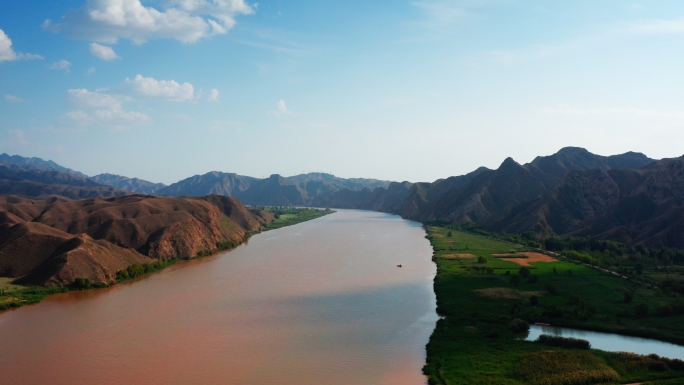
[
  {"x1": 0, "y1": 207, "x2": 334, "y2": 312},
  {"x1": 422, "y1": 226, "x2": 684, "y2": 385},
  {"x1": 262, "y1": 207, "x2": 334, "y2": 230}
]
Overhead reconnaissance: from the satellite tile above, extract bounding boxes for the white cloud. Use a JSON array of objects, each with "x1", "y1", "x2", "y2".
[
  {"x1": 90, "y1": 42, "x2": 120, "y2": 60},
  {"x1": 87, "y1": 67, "x2": 96, "y2": 75},
  {"x1": 49, "y1": 60, "x2": 71, "y2": 72},
  {"x1": 0, "y1": 28, "x2": 43, "y2": 62},
  {"x1": 125, "y1": 74, "x2": 195, "y2": 101},
  {"x1": 45, "y1": 0, "x2": 254, "y2": 45},
  {"x1": 207, "y1": 88, "x2": 219, "y2": 101},
  {"x1": 65, "y1": 88, "x2": 151, "y2": 129},
  {"x1": 269, "y1": 99, "x2": 295, "y2": 117},
  {"x1": 278, "y1": 99, "x2": 290, "y2": 114},
  {"x1": 4, "y1": 94, "x2": 25, "y2": 103}
]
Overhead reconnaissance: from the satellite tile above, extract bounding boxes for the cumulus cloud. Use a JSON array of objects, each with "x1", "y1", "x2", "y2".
[
  {"x1": 44, "y1": 0, "x2": 254, "y2": 45},
  {"x1": 0, "y1": 28, "x2": 43, "y2": 62},
  {"x1": 90, "y1": 42, "x2": 120, "y2": 60},
  {"x1": 207, "y1": 88, "x2": 219, "y2": 101},
  {"x1": 125, "y1": 74, "x2": 195, "y2": 101},
  {"x1": 65, "y1": 88, "x2": 151, "y2": 128},
  {"x1": 4, "y1": 94, "x2": 25, "y2": 103},
  {"x1": 49, "y1": 60, "x2": 71, "y2": 72}
]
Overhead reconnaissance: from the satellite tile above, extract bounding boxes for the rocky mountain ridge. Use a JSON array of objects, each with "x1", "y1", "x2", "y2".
[{"x1": 0, "y1": 194, "x2": 273, "y2": 286}]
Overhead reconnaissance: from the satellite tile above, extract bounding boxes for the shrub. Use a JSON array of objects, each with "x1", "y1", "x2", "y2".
[
  {"x1": 537, "y1": 334, "x2": 591, "y2": 349},
  {"x1": 73, "y1": 277, "x2": 91, "y2": 288},
  {"x1": 447, "y1": 231, "x2": 452, "y2": 237},
  {"x1": 516, "y1": 351, "x2": 618, "y2": 385},
  {"x1": 477, "y1": 256, "x2": 487, "y2": 264},
  {"x1": 655, "y1": 299, "x2": 684, "y2": 317},
  {"x1": 509, "y1": 318, "x2": 529, "y2": 333},
  {"x1": 634, "y1": 303, "x2": 649, "y2": 318},
  {"x1": 567, "y1": 294, "x2": 581, "y2": 305},
  {"x1": 545, "y1": 283, "x2": 559, "y2": 295},
  {"x1": 519, "y1": 267, "x2": 531, "y2": 278}
]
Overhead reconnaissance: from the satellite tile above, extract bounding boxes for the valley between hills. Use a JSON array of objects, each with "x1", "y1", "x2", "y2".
[{"x1": 3, "y1": 147, "x2": 684, "y2": 385}]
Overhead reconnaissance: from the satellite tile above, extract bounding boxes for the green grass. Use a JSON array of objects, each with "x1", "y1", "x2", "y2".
[
  {"x1": 263, "y1": 208, "x2": 334, "y2": 230},
  {"x1": 424, "y1": 226, "x2": 684, "y2": 385}
]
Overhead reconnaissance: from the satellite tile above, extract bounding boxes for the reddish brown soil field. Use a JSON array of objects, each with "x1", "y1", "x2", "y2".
[{"x1": 501, "y1": 252, "x2": 557, "y2": 266}]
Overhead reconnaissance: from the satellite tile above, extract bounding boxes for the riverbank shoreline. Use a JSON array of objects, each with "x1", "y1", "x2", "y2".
[
  {"x1": 421, "y1": 225, "x2": 684, "y2": 385},
  {"x1": 0, "y1": 208, "x2": 334, "y2": 313}
]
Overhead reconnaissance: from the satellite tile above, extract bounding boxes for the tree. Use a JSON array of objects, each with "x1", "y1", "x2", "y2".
[
  {"x1": 634, "y1": 303, "x2": 649, "y2": 318},
  {"x1": 477, "y1": 256, "x2": 487, "y2": 264},
  {"x1": 545, "y1": 283, "x2": 559, "y2": 295},
  {"x1": 509, "y1": 319, "x2": 529, "y2": 333},
  {"x1": 73, "y1": 277, "x2": 91, "y2": 288},
  {"x1": 510, "y1": 275, "x2": 521, "y2": 288},
  {"x1": 519, "y1": 267, "x2": 531, "y2": 278},
  {"x1": 635, "y1": 263, "x2": 644, "y2": 275},
  {"x1": 447, "y1": 231, "x2": 452, "y2": 237}
]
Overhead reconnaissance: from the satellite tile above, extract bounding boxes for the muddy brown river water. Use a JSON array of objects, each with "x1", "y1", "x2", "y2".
[{"x1": 0, "y1": 209, "x2": 437, "y2": 385}]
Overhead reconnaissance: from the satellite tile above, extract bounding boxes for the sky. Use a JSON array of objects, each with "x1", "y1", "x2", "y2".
[{"x1": 1, "y1": 0, "x2": 683, "y2": 184}]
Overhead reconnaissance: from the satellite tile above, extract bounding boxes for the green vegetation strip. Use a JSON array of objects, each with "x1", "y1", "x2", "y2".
[
  {"x1": 0, "y1": 207, "x2": 334, "y2": 312},
  {"x1": 422, "y1": 226, "x2": 684, "y2": 385},
  {"x1": 261, "y1": 207, "x2": 334, "y2": 230}
]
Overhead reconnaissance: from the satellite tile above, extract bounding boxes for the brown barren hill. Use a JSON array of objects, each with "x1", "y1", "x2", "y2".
[{"x1": 0, "y1": 194, "x2": 274, "y2": 286}]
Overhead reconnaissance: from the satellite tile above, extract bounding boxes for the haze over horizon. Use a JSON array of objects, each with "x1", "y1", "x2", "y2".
[{"x1": 1, "y1": 1, "x2": 683, "y2": 184}]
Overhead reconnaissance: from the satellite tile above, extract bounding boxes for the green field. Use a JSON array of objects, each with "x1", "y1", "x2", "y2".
[
  {"x1": 423, "y1": 226, "x2": 684, "y2": 385},
  {"x1": 263, "y1": 207, "x2": 334, "y2": 230}
]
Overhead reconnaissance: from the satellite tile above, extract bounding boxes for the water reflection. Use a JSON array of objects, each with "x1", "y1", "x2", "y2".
[{"x1": 526, "y1": 325, "x2": 684, "y2": 360}]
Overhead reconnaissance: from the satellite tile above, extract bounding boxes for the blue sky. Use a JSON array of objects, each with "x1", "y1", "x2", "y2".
[{"x1": 1, "y1": 0, "x2": 683, "y2": 184}]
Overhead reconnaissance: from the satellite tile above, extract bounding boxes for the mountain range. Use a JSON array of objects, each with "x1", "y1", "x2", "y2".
[{"x1": 1, "y1": 148, "x2": 683, "y2": 249}]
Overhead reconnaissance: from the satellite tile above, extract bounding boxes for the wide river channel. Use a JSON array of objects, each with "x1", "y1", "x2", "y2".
[{"x1": 0, "y1": 209, "x2": 437, "y2": 385}]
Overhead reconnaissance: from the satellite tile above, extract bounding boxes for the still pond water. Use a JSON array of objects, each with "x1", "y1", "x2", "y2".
[
  {"x1": 0, "y1": 210, "x2": 437, "y2": 385},
  {"x1": 526, "y1": 325, "x2": 684, "y2": 360}
]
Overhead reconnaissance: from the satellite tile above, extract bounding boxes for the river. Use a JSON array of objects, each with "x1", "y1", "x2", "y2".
[
  {"x1": 526, "y1": 325, "x2": 684, "y2": 360},
  {"x1": 0, "y1": 209, "x2": 437, "y2": 385}
]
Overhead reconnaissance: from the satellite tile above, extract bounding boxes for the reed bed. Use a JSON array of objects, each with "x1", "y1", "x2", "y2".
[{"x1": 515, "y1": 350, "x2": 619, "y2": 385}]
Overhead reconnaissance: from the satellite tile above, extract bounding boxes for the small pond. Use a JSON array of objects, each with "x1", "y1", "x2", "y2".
[{"x1": 526, "y1": 325, "x2": 684, "y2": 360}]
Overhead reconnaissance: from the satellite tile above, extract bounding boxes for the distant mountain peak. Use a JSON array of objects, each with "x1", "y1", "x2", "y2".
[
  {"x1": 0, "y1": 153, "x2": 88, "y2": 178},
  {"x1": 499, "y1": 157, "x2": 522, "y2": 170}
]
